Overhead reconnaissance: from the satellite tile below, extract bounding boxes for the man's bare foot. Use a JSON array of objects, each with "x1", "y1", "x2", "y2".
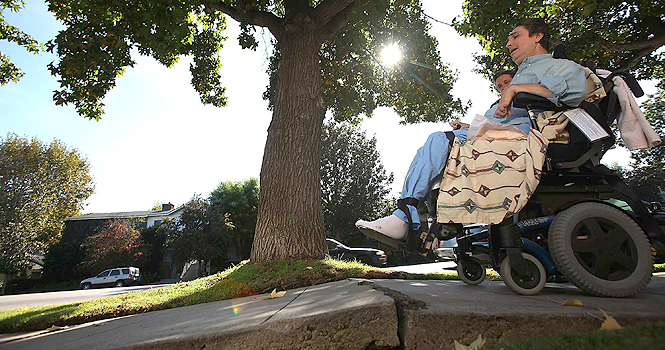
[{"x1": 355, "y1": 215, "x2": 408, "y2": 240}]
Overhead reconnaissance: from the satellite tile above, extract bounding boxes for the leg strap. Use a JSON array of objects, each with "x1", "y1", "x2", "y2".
[
  {"x1": 397, "y1": 197, "x2": 421, "y2": 252},
  {"x1": 397, "y1": 197, "x2": 419, "y2": 231}
]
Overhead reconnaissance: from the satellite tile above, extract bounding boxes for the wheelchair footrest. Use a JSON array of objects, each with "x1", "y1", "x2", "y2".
[{"x1": 357, "y1": 227, "x2": 409, "y2": 251}]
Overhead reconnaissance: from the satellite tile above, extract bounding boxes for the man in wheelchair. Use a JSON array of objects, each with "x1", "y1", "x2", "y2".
[{"x1": 357, "y1": 18, "x2": 664, "y2": 297}]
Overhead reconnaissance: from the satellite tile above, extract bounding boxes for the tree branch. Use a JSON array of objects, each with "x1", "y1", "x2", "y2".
[
  {"x1": 595, "y1": 33, "x2": 665, "y2": 72},
  {"x1": 618, "y1": 45, "x2": 659, "y2": 72},
  {"x1": 313, "y1": 0, "x2": 356, "y2": 27},
  {"x1": 317, "y1": 0, "x2": 356, "y2": 43},
  {"x1": 283, "y1": 0, "x2": 312, "y2": 20},
  {"x1": 203, "y1": 1, "x2": 282, "y2": 34},
  {"x1": 597, "y1": 33, "x2": 665, "y2": 52}
]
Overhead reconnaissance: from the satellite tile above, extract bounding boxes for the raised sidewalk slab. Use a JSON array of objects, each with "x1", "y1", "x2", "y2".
[
  {"x1": 366, "y1": 273, "x2": 665, "y2": 349},
  {"x1": 0, "y1": 279, "x2": 399, "y2": 350}
]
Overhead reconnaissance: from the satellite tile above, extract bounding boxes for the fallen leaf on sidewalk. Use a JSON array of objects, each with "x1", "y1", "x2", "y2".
[
  {"x1": 562, "y1": 299, "x2": 584, "y2": 307},
  {"x1": 599, "y1": 308, "x2": 622, "y2": 330},
  {"x1": 46, "y1": 325, "x2": 68, "y2": 332},
  {"x1": 265, "y1": 288, "x2": 287, "y2": 300},
  {"x1": 454, "y1": 334, "x2": 485, "y2": 350}
]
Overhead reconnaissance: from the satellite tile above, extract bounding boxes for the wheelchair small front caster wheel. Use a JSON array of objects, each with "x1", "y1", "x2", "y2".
[
  {"x1": 457, "y1": 256, "x2": 486, "y2": 285},
  {"x1": 500, "y1": 252, "x2": 546, "y2": 295}
]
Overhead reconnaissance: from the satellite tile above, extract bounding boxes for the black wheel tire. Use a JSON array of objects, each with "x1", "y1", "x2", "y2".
[
  {"x1": 115, "y1": 280, "x2": 125, "y2": 287},
  {"x1": 457, "y1": 257, "x2": 486, "y2": 285},
  {"x1": 500, "y1": 253, "x2": 547, "y2": 296},
  {"x1": 548, "y1": 202, "x2": 653, "y2": 297},
  {"x1": 82, "y1": 283, "x2": 91, "y2": 290}
]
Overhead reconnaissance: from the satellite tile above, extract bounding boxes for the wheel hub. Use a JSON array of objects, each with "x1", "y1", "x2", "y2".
[
  {"x1": 511, "y1": 260, "x2": 541, "y2": 289},
  {"x1": 571, "y1": 216, "x2": 638, "y2": 281}
]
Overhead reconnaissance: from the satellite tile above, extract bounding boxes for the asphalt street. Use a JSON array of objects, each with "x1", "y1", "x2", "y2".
[{"x1": 0, "y1": 283, "x2": 175, "y2": 310}]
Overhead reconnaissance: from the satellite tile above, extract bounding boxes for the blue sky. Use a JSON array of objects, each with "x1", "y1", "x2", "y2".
[{"x1": 0, "y1": 0, "x2": 654, "y2": 214}]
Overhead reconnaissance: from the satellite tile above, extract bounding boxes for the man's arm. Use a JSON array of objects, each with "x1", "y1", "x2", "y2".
[
  {"x1": 493, "y1": 83, "x2": 554, "y2": 118},
  {"x1": 449, "y1": 121, "x2": 470, "y2": 129}
]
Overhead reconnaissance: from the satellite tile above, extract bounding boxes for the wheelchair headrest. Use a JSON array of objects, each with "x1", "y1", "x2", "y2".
[{"x1": 552, "y1": 44, "x2": 567, "y2": 59}]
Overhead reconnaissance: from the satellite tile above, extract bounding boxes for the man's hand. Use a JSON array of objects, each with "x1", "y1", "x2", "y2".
[
  {"x1": 493, "y1": 85, "x2": 516, "y2": 118},
  {"x1": 493, "y1": 83, "x2": 556, "y2": 119},
  {"x1": 449, "y1": 121, "x2": 470, "y2": 130}
]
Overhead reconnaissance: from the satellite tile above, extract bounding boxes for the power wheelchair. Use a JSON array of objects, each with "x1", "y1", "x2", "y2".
[{"x1": 359, "y1": 55, "x2": 665, "y2": 297}]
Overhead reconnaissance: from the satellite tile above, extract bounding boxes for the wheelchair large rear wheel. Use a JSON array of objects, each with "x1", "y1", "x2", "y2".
[
  {"x1": 500, "y1": 253, "x2": 547, "y2": 295},
  {"x1": 548, "y1": 202, "x2": 653, "y2": 297}
]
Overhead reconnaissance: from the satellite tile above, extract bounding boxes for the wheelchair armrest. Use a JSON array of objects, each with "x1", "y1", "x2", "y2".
[{"x1": 512, "y1": 92, "x2": 567, "y2": 112}]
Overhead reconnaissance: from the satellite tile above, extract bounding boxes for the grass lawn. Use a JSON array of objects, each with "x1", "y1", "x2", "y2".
[
  {"x1": 1, "y1": 260, "x2": 661, "y2": 337},
  {"x1": 655, "y1": 263, "x2": 665, "y2": 273},
  {"x1": 0, "y1": 258, "x2": 496, "y2": 333},
  {"x1": 485, "y1": 323, "x2": 665, "y2": 350}
]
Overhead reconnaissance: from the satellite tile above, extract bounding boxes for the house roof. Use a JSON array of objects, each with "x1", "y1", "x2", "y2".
[{"x1": 64, "y1": 206, "x2": 183, "y2": 221}]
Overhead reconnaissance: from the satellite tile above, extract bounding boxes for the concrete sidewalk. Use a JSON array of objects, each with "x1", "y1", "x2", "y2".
[
  {"x1": 0, "y1": 279, "x2": 399, "y2": 350},
  {"x1": 367, "y1": 273, "x2": 665, "y2": 349},
  {"x1": 1, "y1": 274, "x2": 664, "y2": 350}
]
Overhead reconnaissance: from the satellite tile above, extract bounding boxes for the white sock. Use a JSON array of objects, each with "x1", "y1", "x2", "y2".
[{"x1": 355, "y1": 215, "x2": 408, "y2": 240}]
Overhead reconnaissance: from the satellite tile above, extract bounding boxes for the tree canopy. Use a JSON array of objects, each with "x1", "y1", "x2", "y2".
[
  {"x1": 44, "y1": 0, "x2": 466, "y2": 122},
  {"x1": 320, "y1": 120, "x2": 393, "y2": 245},
  {"x1": 454, "y1": 0, "x2": 665, "y2": 86},
  {"x1": 0, "y1": 133, "x2": 94, "y2": 274},
  {"x1": 0, "y1": 0, "x2": 42, "y2": 85}
]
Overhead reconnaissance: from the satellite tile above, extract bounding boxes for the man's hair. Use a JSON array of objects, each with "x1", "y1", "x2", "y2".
[
  {"x1": 514, "y1": 18, "x2": 550, "y2": 50},
  {"x1": 492, "y1": 69, "x2": 515, "y2": 82}
]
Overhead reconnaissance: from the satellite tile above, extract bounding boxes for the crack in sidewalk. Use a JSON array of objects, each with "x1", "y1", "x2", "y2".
[
  {"x1": 358, "y1": 280, "x2": 426, "y2": 350},
  {"x1": 261, "y1": 286, "x2": 309, "y2": 324}
]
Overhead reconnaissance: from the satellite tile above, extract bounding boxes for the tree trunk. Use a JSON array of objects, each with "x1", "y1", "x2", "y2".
[
  {"x1": 251, "y1": 28, "x2": 328, "y2": 262},
  {"x1": 0, "y1": 274, "x2": 7, "y2": 295}
]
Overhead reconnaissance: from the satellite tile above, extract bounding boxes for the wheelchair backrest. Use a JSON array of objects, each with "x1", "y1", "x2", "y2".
[{"x1": 538, "y1": 48, "x2": 645, "y2": 170}]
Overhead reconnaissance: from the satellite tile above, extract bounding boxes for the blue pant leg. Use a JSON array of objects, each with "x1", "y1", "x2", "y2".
[{"x1": 393, "y1": 130, "x2": 467, "y2": 228}]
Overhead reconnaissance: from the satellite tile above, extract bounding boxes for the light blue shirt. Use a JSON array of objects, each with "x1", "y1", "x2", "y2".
[{"x1": 483, "y1": 54, "x2": 588, "y2": 135}]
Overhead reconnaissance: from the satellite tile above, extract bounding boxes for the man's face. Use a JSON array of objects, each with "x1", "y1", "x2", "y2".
[
  {"x1": 506, "y1": 25, "x2": 543, "y2": 65},
  {"x1": 494, "y1": 73, "x2": 513, "y2": 94}
]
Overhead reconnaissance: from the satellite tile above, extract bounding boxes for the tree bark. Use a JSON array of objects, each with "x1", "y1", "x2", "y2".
[
  {"x1": 0, "y1": 274, "x2": 6, "y2": 295},
  {"x1": 250, "y1": 23, "x2": 328, "y2": 262}
]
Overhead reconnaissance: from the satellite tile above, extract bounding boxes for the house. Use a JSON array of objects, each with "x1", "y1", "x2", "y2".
[
  {"x1": 63, "y1": 203, "x2": 244, "y2": 280},
  {"x1": 63, "y1": 203, "x2": 185, "y2": 279},
  {"x1": 65, "y1": 203, "x2": 183, "y2": 227}
]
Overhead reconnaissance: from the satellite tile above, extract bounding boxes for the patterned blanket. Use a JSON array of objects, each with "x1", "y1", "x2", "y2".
[{"x1": 436, "y1": 129, "x2": 550, "y2": 224}]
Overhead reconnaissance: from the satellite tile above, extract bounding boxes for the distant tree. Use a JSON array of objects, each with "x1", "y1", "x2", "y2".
[
  {"x1": 320, "y1": 121, "x2": 393, "y2": 246},
  {"x1": 43, "y1": 0, "x2": 467, "y2": 262},
  {"x1": 80, "y1": 219, "x2": 148, "y2": 275},
  {"x1": 0, "y1": 0, "x2": 43, "y2": 85},
  {"x1": 454, "y1": 0, "x2": 665, "y2": 86},
  {"x1": 209, "y1": 179, "x2": 259, "y2": 260},
  {"x1": 0, "y1": 133, "x2": 94, "y2": 290},
  {"x1": 167, "y1": 196, "x2": 234, "y2": 267},
  {"x1": 42, "y1": 218, "x2": 106, "y2": 281},
  {"x1": 139, "y1": 222, "x2": 170, "y2": 281}
]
